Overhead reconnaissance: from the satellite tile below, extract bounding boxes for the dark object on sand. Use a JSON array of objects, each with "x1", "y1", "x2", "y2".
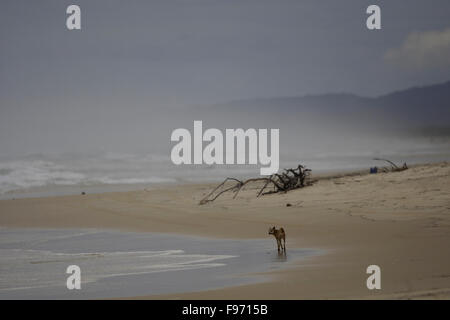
[
  {"x1": 370, "y1": 167, "x2": 378, "y2": 174},
  {"x1": 286, "y1": 203, "x2": 292, "y2": 207},
  {"x1": 81, "y1": 192, "x2": 86, "y2": 195},
  {"x1": 199, "y1": 164, "x2": 312, "y2": 205},
  {"x1": 373, "y1": 158, "x2": 408, "y2": 172}
]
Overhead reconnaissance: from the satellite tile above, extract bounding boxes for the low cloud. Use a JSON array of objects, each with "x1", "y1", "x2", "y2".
[{"x1": 385, "y1": 28, "x2": 450, "y2": 70}]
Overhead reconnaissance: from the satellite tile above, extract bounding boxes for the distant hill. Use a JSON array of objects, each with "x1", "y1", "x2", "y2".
[{"x1": 212, "y1": 81, "x2": 450, "y2": 128}]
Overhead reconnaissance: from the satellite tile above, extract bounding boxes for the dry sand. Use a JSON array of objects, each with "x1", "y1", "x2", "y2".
[{"x1": 1, "y1": 162, "x2": 449, "y2": 299}]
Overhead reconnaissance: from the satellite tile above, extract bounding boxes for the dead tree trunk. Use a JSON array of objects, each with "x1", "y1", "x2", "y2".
[
  {"x1": 199, "y1": 164, "x2": 312, "y2": 205},
  {"x1": 373, "y1": 158, "x2": 408, "y2": 172}
]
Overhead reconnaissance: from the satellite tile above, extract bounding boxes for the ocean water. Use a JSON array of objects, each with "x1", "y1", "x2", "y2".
[
  {"x1": 0, "y1": 138, "x2": 449, "y2": 199},
  {"x1": 0, "y1": 228, "x2": 317, "y2": 299}
]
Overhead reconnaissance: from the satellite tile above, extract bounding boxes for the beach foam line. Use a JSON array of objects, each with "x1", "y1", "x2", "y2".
[{"x1": 0, "y1": 248, "x2": 237, "y2": 291}]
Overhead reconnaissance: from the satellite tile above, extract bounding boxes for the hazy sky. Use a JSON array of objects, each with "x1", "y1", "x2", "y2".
[
  {"x1": 2, "y1": 1, "x2": 450, "y2": 105},
  {"x1": 1, "y1": 1, "x2": 450, "y2": 156}
]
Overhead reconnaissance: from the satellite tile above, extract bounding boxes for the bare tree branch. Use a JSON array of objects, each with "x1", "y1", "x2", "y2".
[
  {"x1": 199, "y1": 164, "x2": 312, "y2": 204},
  {"x1": 373, "y1": 158, "x2": 408, "y2": 172}
]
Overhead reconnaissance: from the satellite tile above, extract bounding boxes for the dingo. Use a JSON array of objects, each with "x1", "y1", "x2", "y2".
[{"x1": 268, "y1": 226, "x2": 286, "y2": 252}]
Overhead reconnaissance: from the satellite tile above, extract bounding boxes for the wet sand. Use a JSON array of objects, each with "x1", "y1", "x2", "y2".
[
  {"x1": 0, "y1": 228, "x2": 315, "y2": 299},
  {"x1": 0, "y1": 162, "x2": 449, "y2": 299}
]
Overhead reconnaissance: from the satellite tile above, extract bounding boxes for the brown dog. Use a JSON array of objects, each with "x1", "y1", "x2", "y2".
[{"x1": 268, "y1": 226, "x2": 286, "y2": 252}]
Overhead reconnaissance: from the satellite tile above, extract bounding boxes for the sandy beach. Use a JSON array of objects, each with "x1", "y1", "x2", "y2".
[{"x1": 0, "y1": 162, "x2": 449, "y2": 299}]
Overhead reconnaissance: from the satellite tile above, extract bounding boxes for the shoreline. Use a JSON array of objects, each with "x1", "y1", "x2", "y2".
[
  {"x1": 0, "y1": 227, "x2": 318, "y2": 299},
  {"x1": 0, "y1": 162, "x2": 449, "y2": 299},
  {"x1": 0, "y1": 161, "x2": 433, "y2": 201}
]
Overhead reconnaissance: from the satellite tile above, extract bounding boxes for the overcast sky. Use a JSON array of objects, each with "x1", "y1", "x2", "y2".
[
  {"x1": 1, "y1": 0, "x2": 450, "y2": 156},
  {"x1": 2, "y1": 0, "x2": 450, "y2": 105}
]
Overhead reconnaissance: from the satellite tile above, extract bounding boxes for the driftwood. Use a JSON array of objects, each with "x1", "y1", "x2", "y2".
[
  {"x1": 373, "y1": 158, "x2": 408, "y2": 172},
  {"x1": 199, "y1": 165, "x2": 312, "y2": 205}
]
